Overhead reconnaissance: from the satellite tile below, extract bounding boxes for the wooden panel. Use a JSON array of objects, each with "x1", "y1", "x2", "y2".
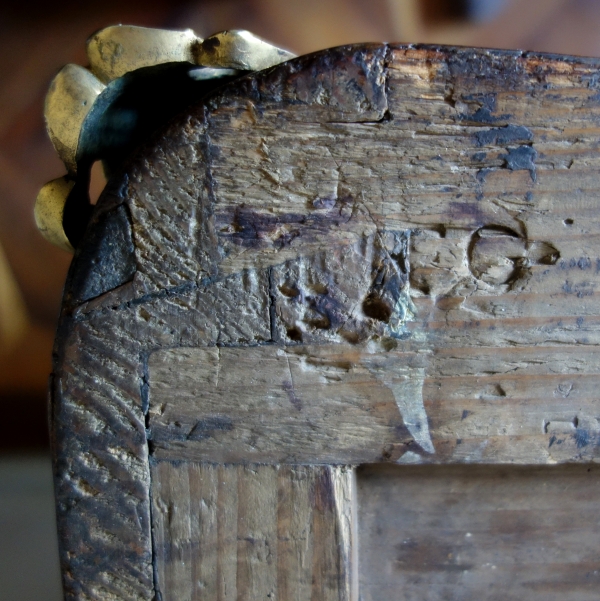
[
  {"x1": 148, "y1": 344, "x2": 600, "y2": 464},
  {"x1": 148, "y1": 345, "x2": 429, "y2": 463},
  {"x1": 151, "y1": 462, "x2": 356, "y2": 601},
  {"x1": 357, "y1": 464, "x2": 600, "y2": 601}
]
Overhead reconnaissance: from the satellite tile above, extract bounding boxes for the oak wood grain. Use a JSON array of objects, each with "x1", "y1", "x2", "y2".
[{"x1": 151, "y1": 463, "x2": 355, "y2": 601}]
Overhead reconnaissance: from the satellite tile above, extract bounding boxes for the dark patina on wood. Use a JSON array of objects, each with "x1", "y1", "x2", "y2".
[{"x1": 52, "y1": 44, "x2": 600, "y2": 600}]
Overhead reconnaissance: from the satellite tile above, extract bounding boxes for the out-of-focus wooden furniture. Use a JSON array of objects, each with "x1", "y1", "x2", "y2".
[{"x1": 51, "y1": 42, "x2": 600, "y2": 600}]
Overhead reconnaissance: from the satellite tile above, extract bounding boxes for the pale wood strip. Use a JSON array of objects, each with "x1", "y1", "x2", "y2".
[
  {"x1": 151, "y1": 460, "x2": 193, "y2": 601},
  {"x1": 168, "y1": 464, "x2": 192, "y2": 601},
  {"x1": 276, "y1": 466, "x2": 315, "y2": 601},
  {"x1": 217, "y1": 465, "x2": 238, "y2": 601},
  {"x1": 420, "y1": 303, "x2": 600, "y2": 340},
  {"x1": 430, "y1": 345, "x2": 600, "y2": 376},
  {"x1": 425, "y1": 372, "x2": 600, "y2": 405},
  {"x1": 432, "y1": 433, "x2": 598, "y2": 464},
  {"x1": 236, "y1": 465, "x2": 279, "y2": 601},
  {"x1": 313, "y1": 467, "x2": 358, "y2": 601},
  {"x1": 150, "y1": 461, "x2": 168, "y2": 601},
  {"x1": 189, "y1": 463, "x2": 218, "y2": 601}
]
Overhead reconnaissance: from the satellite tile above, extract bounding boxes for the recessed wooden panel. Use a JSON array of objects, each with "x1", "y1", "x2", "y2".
[
  {"x1": 151, "y1": 462, "x2": 356, "y2": 601},
  {"x1": 357, "y1": 464, "x2": 600, "y2": 601}
]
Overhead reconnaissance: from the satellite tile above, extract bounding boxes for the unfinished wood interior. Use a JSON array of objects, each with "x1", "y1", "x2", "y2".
[{"x1": 358, "y1": 464, "x2": 600, "y2": 601}]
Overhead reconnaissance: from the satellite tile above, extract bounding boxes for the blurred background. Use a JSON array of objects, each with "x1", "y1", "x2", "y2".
[{"x1": 2, "y1": 0, "x2": 600, "y2": 598}]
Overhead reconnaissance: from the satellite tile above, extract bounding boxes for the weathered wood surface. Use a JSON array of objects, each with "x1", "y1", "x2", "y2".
[
  {"x1": 151, "y1": 463, "x2": 355, "y2": 601},
  {"x1": 358, "y1": 464, "x2": 600, "y2": 601},
  {"x1": 149, "y1": 344, "x2": 600, "y2": 465},
  {"x1": 148, "y1": 345, "x2": 431, "y2": 464},
  {"x1": 51, "y1": 43, "x2": 600, "y2": 599}
]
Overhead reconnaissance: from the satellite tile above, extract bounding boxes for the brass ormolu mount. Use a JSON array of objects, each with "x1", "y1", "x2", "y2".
[{"x1": 36, "y1": 26, "x2": 295, "y2": 252}]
